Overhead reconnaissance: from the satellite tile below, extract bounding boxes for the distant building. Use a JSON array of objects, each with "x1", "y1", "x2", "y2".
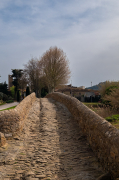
[
  {"x1": 8, "y1": 75, "x2": 13, "y2": 90},
  {"x1": 55, "y1": 85, "x2": 100, "y2": 102},
  {"x1": 78, "y1": 86, "x2": 85, "y2": 89}
]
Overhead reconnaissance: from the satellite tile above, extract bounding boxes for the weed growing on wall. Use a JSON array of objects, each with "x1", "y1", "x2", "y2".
[{"x1": 105, "y1": 114, "x2": 119, "y2": 122}]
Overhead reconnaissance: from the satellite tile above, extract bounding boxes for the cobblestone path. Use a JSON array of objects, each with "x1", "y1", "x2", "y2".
[{"x1": 0, "y1": 98, "x2": 105, "y2": 180}]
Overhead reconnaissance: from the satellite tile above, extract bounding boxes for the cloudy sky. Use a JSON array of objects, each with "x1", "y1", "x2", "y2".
[{"x1": 0, "y1": 0, "x2": 119, "y2": 88}]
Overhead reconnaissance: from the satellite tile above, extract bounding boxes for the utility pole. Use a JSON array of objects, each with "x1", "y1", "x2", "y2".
[
  {"x1": 71, "y1": 80, "x2": 72, "y2": 96},
  {"x1": 91, "y1": 81, "x2": 92, "y2": 102}
]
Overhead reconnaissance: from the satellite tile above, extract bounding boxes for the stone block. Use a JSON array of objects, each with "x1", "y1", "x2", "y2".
[
  {"x1": 0, "y1": 93, "x2": 36, "y2": 135},
  {"x1": 0, "y1": 132, "x2": 6, "y2": 147}
]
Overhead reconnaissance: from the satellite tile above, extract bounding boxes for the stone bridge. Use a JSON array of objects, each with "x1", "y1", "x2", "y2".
[{"x1": 0, "y1": 93, "x2": 119, "y2": 180}]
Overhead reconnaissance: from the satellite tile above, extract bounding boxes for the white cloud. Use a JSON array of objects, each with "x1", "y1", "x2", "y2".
[{"x1": 0, "y1": 0, "x2": 119, "y2": 87}]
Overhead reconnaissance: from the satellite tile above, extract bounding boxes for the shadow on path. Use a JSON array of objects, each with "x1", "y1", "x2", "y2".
[{"x1": 47, "y1": 98, "x2": 105, "y2": 180}]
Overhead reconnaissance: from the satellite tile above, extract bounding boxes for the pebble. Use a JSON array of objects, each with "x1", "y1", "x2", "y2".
[{"x1": 0, "y1": 98, "x2": 106, "y2": 179}]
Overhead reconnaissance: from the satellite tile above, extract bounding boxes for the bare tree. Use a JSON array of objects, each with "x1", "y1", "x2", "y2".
[
  {"x1": 23, "y1": 58, "x2": 41, "y2": 97},
  {"x1": 103, "y1": 88, "x2": 119, "y2": 109},
  {"x1": 40, "y1": 46, "x2": 71, "y2": 92},
  {"x1": 19, "y1": 72, "x2": 28, "y2": 96},
  {"x1": 99, "y1": 81, "x2": 119, "y2": 98}
]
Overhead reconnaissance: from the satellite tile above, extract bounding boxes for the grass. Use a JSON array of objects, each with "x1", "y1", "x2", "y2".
[
  {"x1": 84, "y1": 102, "x2": 119, "y2": 129},
  {"x1": 0, "y1": 102, "x2": 6, "y2": 106},
  {"x1": 83, "y1": 102, "x2": 100, "y2": 105},
  {"x1": 111, "y1": 121, "x2": 119, "y2": 129},
  {"x1": 83, "y1": 102, "x2": 102, "y2": 108},
  {"x1": 0, "y1": 106, "x2": 16, "y2": 111},
  {"x1": 105, "y1": 114, "x2": 119, "y2": 122}
]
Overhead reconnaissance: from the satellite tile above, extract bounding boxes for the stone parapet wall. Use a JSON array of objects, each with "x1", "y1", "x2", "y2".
[
  {"x1": 46, "y1": 92, "x2": 119, "y2": 179},
  {"x1": 0, "y1": 93, "x2": 36, "y2": 136}
]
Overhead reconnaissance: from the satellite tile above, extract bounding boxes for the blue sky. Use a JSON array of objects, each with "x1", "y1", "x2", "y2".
[{"x1": 0, "y1": 0, "x2": 119, "y2": 87}]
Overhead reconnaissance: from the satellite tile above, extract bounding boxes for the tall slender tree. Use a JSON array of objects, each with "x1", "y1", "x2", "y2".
[
  {"x1": 11, "y1": 69, "x2": 23, "y2": 98},
  {"x1": 0, "y1": 81, "x2": 8, "y2": 95}
]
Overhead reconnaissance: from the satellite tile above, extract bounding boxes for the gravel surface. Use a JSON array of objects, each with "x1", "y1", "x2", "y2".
[{"x1": 0, "y1": 98, "x2": 105, "y2": 180}]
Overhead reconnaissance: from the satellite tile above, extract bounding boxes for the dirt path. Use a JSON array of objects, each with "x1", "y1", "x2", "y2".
[
  {"x1": 0, "y1": 102, "x2": 19, "y2": 110},
  {"x1": 0, "y1": 98, "x2": 105, "y2": 180}
]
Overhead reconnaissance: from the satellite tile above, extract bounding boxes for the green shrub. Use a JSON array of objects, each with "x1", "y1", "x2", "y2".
[
  {"x1": 10, "y1": 86, "x2": 15, "y2": 98},
  {"x1": 105, "y1": 114, "x2": 119, "y2": 122},
  {"x1": 99, "y1": 81, "x2": 119, "y2": 96},
  {"x1": 105, "y1": 85, "x2": 118, "y2": 95},
  {"x1": 6, "y1": 100, "x2": 14, "y2": 103},
  {"x1": 0, "y1": 94, "x2": 2, "y2": 100},
  {"x1": 8, "y1": 96, "x2": 14, "y2": 100},
  {"x1": 0, "y1": 92, "x2": 14, "y2": 102},
  {"x1": 103, "y1": 88, "x2": 119, "y2": 110},
  {"x1": 0, "y1": 92, "x2": 3, "y2": 100},
  {"x1": 3, "y1": 93, "x2": 8, "y2": 101}
]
